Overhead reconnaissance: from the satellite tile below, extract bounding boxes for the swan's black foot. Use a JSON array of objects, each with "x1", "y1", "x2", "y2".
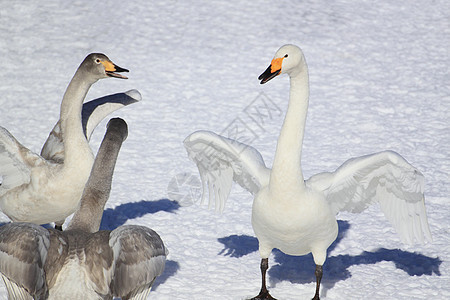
[
  {"x1": 55, "y1": 224, "x2": 63, "y2": 231},
  {"x1": 312, "y1": 296, "x2": 320, "y2": 300},
  {"x1": 250, "y1": 289, "x2": 277, "y2": 300}
]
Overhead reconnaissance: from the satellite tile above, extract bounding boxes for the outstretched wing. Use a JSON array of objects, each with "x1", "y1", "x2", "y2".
[
  {"x1": 40, "y1": 89, "x2": 141, "y2": 163},
  {"x1": 109, "y1": 225, "x2": 167, "y2": 300},
  {"x1": 0, "y1": 223, "x2": 50, "y2": 299},
  {"x1": 306, "y1": 150, "x2": 432, "y2": 244},
  {"x1": 184, "y1": 130, "x2": 270, "y2": 212},
  {"x1": 0, "y1": 127, "x2": 46, "y2": 196}
]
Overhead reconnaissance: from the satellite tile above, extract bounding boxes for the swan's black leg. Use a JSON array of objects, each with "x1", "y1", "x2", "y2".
[
  {"x1": 312, "y1": 264, "x2": 323, "y2": 300},
  {"x1": 250, "y1": 258, "x2": 277, "y2": 300}
]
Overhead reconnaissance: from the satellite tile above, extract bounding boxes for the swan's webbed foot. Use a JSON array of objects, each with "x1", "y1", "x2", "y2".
[
  {"x1": 249, "y1": 258, "x2": 277, "y2": 300},
  {"x1": 250, "y1": 288, "x2": 277, "y2": 300}
]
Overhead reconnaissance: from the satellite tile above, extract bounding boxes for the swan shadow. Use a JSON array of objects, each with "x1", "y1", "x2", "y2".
[
  {"x1": 218, "y1": 220, "x2": 350, "y2": 258},
  {"x1": 217, "y1": 220, "x2": 441, "y2": 292},
  {"x1": 0, "y1": 200, "x2": 180, "y2": 230},
  {"x1": 111, "y1": 260, "x2": 179, "y2": 298},
  {"x1": 100, "y1": 199, "x2": 180, "y2": 230},
  {"x1": 151, "y1": 259, "x2": 180, "y2": 291}
]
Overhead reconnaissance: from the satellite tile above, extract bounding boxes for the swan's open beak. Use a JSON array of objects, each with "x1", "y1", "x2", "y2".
[
  {"x1": 258, "y1": 57, "x2": 284, "y2": 84},
  {"x1": 103, "y1": 61, "x2": 129, "y2": 79}
]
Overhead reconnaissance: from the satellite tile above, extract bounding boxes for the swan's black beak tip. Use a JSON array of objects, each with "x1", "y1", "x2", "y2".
[
  {"x1": 106, "y1": 63, "x2": 129, "y2": 79},
  {"x1": 114, "y1": 65, "x2": 129, "y2": 73},
  {"x1": 258, "y1": 64, "x2": 280, "y2": 84}
]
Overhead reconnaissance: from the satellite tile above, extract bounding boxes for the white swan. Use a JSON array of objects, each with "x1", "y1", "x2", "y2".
[
  {"x1": 0, "y1": 118, "x2": 167, "y2": 299},
  {"x1": 0, "y1": 53, "x2": 129, "y2": 227},
  {"x1": 184, "y1": 44, "x2": 432, "y2": 300},
  {"x1": 41, "y1": 89, "x2": 141, "y2": 164}
]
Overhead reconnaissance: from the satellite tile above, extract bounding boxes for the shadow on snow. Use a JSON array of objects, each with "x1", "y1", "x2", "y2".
[
  {"x1": 151, "y1": 259, "x2": 180, "y2": 292},
  {"x1": 217, "y1": 220, "x2": 441, "y2": 291},
  {"x1": 100, "y1": 198, "x2": 180, "y2": 230},
  {"x1": 0, "y1": 199, "x2": 180, "y2": 231}
]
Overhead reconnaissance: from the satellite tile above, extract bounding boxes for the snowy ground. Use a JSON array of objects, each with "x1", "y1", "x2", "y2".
[{"x1": 0, "y1": 0, "x2": 449, "y2": 299}]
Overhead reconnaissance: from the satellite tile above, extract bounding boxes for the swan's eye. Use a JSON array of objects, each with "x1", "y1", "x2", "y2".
[
  {"x1": 95, "y1": 58, "x2": 101, "y2": 64},
  {"x1": 284, "y1": 54, "x2": 288, "y2": 58}
]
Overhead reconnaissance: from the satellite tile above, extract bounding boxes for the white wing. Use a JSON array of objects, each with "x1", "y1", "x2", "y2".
[
  {"x1": 0, "y1": 223, "x2": 50, "y2": 299},
  {"x1": 0, "y1": 127, "x2": 48, "y2": 196},
  {"x1": 306, "y1": 150, "x2": 432, "y2": 244},
  {"x1": 40, "y1": 89, "x2": 141, "y2": 163},
  {"x1": 109, "y1": 225, "x2": 167, "y2": 299},
  {"x1": 184, "y1": 130, "x2": 270, "y2": 212}
]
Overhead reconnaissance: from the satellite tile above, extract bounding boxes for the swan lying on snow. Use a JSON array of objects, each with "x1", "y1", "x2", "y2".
[
  {"x1": 0, "y1": 53, "x2": 129, "y2": 227},
  {"x1": 184, "y1": 44, "x2": 432, "y2": 300},
  {"x1": 0, "y1": 118, "x2": 167, "y2": 299}
]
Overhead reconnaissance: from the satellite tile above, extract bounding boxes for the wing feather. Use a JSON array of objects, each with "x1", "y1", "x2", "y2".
[
  {"x1": 109, "y1": 225, "x2": 167, "y2": 299},
  {"x1": 184, "y1": 130, "x2": 270, "y2": 212},
  {"x1": 306, "y1": 150, "x2": 432, "y2": 244},
  {"x1": 0, "y1": 223, "x2": 50, "y2": 298},
  {"x1": 0, "y1": 127, "x2": 46, "y2": 196},
  {"x1": 40, "y1": 90, "x2": 141, "y2": 163}
]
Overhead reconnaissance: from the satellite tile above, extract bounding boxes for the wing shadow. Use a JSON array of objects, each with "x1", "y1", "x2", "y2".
[
  {"x1": 0, "y1": 199, "x2": 180, "y2": 230},
  {"x1": 217, "y1": 220, "x2": 441, "y2": 291},
  {"x1": 217, "y1": 220, "x2": 350, "y2": 258},
  {"x1": 100, "y1": 198, "x2": 180, "y2": 230},
  {"x1": 151, "y1": 259, "x2": 180, "y2": 291}
]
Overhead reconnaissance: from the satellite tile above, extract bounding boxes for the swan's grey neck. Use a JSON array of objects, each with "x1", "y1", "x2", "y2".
[
  {"x1": 67, "y1": 124, "x2": 125, "y2": 233},
  {"x1": 270, "y1": 67, "x2": 309, "y2": 192},
  {"x1": 60, "y1": 68, "x2": 96, "y2": 166}
]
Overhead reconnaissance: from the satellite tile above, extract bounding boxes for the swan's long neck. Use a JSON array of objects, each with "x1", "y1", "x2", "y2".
[
  {"x1": 269, "y1": 66, "x2": 309, "y2": 193},
  {"x1": 67, "y1": 127, "x2": 124, "y2": 233},
  {"x1": 59, "y1": 69, "x2": 95, "y2": 166}
]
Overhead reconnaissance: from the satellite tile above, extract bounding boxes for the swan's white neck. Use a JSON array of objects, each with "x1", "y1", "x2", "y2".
[
  {"x1": 269, "y1": 66, "x2": 309, "y2": 193},
  {"x1": 59, "y1": 69, "x2": 95, "y2": 167}
]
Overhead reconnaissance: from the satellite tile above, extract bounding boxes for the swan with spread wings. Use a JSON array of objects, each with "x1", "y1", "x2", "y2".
[{"x1": 184, "y1": 44, "x2": 432, "y2": 300}]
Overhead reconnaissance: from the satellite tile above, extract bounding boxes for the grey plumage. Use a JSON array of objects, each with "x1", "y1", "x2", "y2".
[
  {"x1": 0, "y1": 223, "x2": 50, "y2": 299},
  {"x1": 0, "y1": 118, "x2": 167, "y2": 299}
]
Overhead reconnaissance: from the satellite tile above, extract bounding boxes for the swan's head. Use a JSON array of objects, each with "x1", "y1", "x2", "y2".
[
  {"x1": 82, "y1": 53, "x2": 129, "y2": 80},
  {"x1": 259, "y1": 44, "x2": 305, "y2": 84},
  {"x1": 106, "y1": 117, "x2": 128, "y2": 142}
]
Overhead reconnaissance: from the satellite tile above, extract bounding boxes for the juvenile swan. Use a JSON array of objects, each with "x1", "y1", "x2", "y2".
[
  {"x1": 184, "y1": 44, "x2": 432, "y2": 299},
  {"x1": 0, "y1": 118, "x2": 167, "y2": 299},
  {"x1": 0, "y1": 53, "x2": 128, "y2": 226}
]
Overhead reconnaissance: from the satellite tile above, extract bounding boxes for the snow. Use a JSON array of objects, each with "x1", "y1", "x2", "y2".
[{"x1": 0, "y1": 0, "x2": 448, "y2": 299}]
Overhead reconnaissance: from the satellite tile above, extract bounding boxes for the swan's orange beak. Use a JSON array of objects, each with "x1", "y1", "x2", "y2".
[
  {"x1": 102, "y1": 60, "x2": 129, "y2": 79},
  {"x1": 258, "y1": 57, "x2": 284, "y2": 84}
]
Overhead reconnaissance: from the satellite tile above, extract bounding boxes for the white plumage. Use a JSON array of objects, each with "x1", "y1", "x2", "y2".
[
  {"x1": 0, "y1": 53, "x2": 130, "y2": 226},
  {"x1": 184, "y1": 44, "x2": 432, "y2": 299}
]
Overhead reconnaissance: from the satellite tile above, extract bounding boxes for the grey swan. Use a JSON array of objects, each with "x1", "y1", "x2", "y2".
[{"x1": 0, "y1": 118, "x2": 167, "y2": 299}]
